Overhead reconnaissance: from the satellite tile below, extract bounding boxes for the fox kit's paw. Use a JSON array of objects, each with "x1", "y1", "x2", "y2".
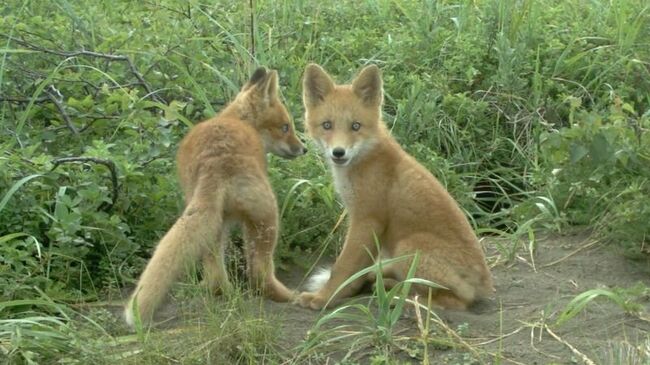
[
  {"x1": 202, "y1": 280, "x2": 234, "y2": 297},
  {"x1": 294, "y1": 292, "x2": 312, "y2": 307},
  {"x1": 284, "y1": 289, "x2": 301, "y2": 303},
  {"x1": 263, "y1": 280, "x2": 297, "y2": 302},
  {"x1": 296, "y1": 292, "x2": 327, "y2": 310}
]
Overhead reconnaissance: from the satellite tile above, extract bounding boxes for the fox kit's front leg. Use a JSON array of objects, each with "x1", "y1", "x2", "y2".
[{"x1": 298, "y1": 219, "x2": 380, "y2": 310}]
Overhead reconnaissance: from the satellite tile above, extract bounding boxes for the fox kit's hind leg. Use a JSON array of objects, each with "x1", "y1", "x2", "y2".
[
  {"x1": 201, "y1": 227, "x2": 232, "y2": 295},
  {"x1": 390, "y1": 234, "x2": 486, "y2": 310},
  {"x1": 124, "y1": 186, "x2": 224, "y2": 327},
  {"x1": 242, "y1": 219, "x2": 293, "y2": 301},
  {"x1": 239, "y1": 180, "x2": 293, "y2": 302}
]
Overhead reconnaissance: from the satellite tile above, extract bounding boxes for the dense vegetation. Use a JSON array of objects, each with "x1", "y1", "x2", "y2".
[{"x1": 1, "y1": 0, "x2": 648, "y2": 363}]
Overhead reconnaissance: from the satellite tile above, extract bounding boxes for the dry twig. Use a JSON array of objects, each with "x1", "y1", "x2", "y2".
[
  {"x1": 45, "y1": 85, "x2": 78, "y2": 134},
  {"x1": 541, "y1": 239, "x2": 600, "y2": 268},
  {"x1": 545, "y1": 325, "x2": 597, "y2": 365}
]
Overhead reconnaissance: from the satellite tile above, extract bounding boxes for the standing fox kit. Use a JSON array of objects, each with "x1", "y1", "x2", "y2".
[
  {"x1": 298, "y1": 64, "x2": 494, "y2": 310},
  {"x1": 124, "y1": 68, "x2": 306, "y2": 327}
]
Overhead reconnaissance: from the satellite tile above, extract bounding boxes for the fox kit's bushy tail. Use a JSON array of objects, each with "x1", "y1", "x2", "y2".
[
  {"x1": 124, "y1": 189, "x2": 224, "y2": 327},
  {"x1": 304, "y1": 267, "x2": 331, "y2": 293}
]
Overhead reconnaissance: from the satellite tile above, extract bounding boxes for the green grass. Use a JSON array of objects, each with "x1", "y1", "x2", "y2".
[
  {"x1": 1, "y1": 0, "x2": 649, "y2": 362},
  {"x1": 115, "y1": 291, "x2": 283, "y2": 364},
  {"x1": 294, "y1": 251, "x2": 491, "y2": 364},
  {"x1": 599, "y1": 338, "x2": 650, "y2": 365},
  {"x1": 556, "y1": 283, "x2": 649, "y2": 327}
]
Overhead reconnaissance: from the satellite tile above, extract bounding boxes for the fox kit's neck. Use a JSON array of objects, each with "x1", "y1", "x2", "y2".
[
  {"x1": 219, "y1": 102, "x2": 248, "y2": 123},
  {"x1": 331, "y1": 166, "x2": 354, "y2": 204}
]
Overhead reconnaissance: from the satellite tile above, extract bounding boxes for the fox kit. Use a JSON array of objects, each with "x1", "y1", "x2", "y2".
[
  {"x1": 124, "y1": 68, "x2": 306, "y2": 327},
  {"x1": 298, "y1": 64, "x2": 494, "y2": 310}
]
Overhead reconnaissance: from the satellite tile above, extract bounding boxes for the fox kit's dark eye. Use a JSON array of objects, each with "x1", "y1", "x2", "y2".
[
  {"x1": 322, "y1": 120, "x2": 332, "y2": 130},
  {"x1": 281, "y1": 124, "x2": 290, "y2": 133},
  {"x1": 351, "y1": 121, "x2": 361, "y2": 131}
]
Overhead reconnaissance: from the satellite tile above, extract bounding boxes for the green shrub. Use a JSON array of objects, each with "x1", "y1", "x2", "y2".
[{"x1": 538, "y1": 96, "x2": 650, "y2": 255}]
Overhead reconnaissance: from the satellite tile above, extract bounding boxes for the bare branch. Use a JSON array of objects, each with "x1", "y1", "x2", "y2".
[
  {"x1": 3, "y1": 34, "x2": 166, "y2": 104},
  {"x1": 45, "y1": 86, "x2": 78, "y2": 134},
  {"x1": 0, "y1": 95, "x2": 49, "y2": 103},
  {"x1": 50, "y1": 157, "x2": 119, "y2": 212}
]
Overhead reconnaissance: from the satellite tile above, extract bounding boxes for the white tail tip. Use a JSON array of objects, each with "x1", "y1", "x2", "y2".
[
  {"x1": 305, "y1": 267, "x2": 331, "y2": 292},
  {"x1": 124, "y1": 301, "x2": 136, "y2": 328}
]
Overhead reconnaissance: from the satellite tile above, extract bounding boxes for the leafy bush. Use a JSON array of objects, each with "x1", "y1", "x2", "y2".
[{"x1": 538, "y1": 96, "x2": 650, "y2": 256}]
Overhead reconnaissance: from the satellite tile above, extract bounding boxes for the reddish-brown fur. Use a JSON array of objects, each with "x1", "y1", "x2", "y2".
[
  {"x1": 124, "y1": 68, "x2": 306, "y2": 327},
  {"x1": 298, "y1": 64, "x2": 494, "y2": 310}
]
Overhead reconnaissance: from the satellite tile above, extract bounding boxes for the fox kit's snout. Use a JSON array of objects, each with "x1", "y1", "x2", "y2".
[{"x1": 330, "y1": 147, "x2": 348, "y2": 165}]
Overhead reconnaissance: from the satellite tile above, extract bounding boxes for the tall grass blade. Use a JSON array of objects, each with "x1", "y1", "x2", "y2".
[
  {"x1": 556, "y1": 288, "x2": 630, "y2": 326},
  {"x1": 0, "y1": 174, "x2": 42, "y2": 213}
]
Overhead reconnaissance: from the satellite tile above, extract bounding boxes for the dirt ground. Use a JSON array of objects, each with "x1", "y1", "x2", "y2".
[
  {"x1": 265, "y1": 230, "x2": 650, "y2": 364},
  {"x1": 118, "y1": 230, "x2": 650, "y2": 364}
]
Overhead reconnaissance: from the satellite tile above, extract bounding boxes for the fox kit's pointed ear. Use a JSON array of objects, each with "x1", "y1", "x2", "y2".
[
  {"x1": 352, "y1": 65, "x2": 383, "y2": 107},
  {"x1": 244, "y1": 68, "x2": 279, "y2": 104},
  {"x1": 303, "y1": 64, "x2": 335, "y2": 107},
  {"x1": 259, "y1": 69, "x2": 279, "y2": 102},
  {"x1": 243, "y1": 67, "x2": 267, "y2": 91}
]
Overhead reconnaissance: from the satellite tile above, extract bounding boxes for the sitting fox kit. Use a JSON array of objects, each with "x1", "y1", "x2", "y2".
[
  {"x1": 298, "y1": 64, "x2": 494, "y2": 310},
  {"x1": 124, "y1": 68, "x2": 306, "y2": 327}
]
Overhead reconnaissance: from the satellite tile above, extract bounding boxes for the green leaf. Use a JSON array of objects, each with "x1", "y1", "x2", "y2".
[
  {"x1": 569, "y1": 143, "x2": 588, "y2": 164},
  {"x1": 590, "y1": 132, "x2": 611, "y2": 164}
]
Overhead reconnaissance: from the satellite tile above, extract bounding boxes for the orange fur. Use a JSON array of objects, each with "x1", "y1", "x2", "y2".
[
  {"x1": 124, "y1": 68, "x2": 306, "y2": 327},
  {"x1": 297, "y1": 64, "x2": 494, "y2": 310}
]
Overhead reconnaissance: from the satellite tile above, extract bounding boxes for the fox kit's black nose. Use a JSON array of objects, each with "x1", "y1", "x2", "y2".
[
  {"x1": 289, "y1": 145, "x2": 307, "y2": 157},
  {"x1": 332, "y1": 147, "x2": 345, "y2": 158}
]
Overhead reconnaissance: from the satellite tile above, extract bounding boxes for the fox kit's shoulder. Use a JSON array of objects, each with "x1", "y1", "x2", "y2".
[{"x1": 180, "y1": 115, "x2": 261, "y2": 154}]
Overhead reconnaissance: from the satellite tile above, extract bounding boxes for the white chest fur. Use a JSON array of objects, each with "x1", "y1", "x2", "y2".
[{"x1": 331, "y1": 166, "x2": 354, "y2": 205}]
